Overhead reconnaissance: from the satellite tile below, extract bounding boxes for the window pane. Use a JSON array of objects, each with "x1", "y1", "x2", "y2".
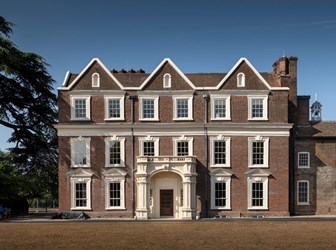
[
  {"x1": 214, "y1": 141, "x2": 226, "y2": 165},
  {"x1": 252, "y1": 141, "x2": 264, "y2": 165},
  {"x1": 298, "y1": 182, "x2": 308, "y2": 203},
  {"x1": 177, "y1": 141, "x2": 189, "y2": 156},
  {"x1": 143, "y1": 141, "x2": 155, "y2": 156},
  {"x1": 143, "y1": 99, "x2": 155, "y2": 118},
  {"x1": 214, "y1": 99, "x2": 226, "y2": 118},
  {"x1": 108, "y1": 99, "x2": 120, "y2": 118},
  {"x1": 75, "y1": 99, "x2": 87, "y2": 118},
  {"x1": 75, "y1": 183, "x2": 87, "y2": 207},
  {"x1": 215, "y1": 182, "x2": 226, "y2": 207},
  {"x1": 74, "y1": 141, "x2": 87, "y2": 165},
  {"x1": 298, "y1": 153, "x2": 309, "y2": 167},
  {"x1": 109, "y1": 141, "x2": 121, "y2": 165},
  {"x1": 252, "y1": 182, "x2": 263, "y2": 207},
  {"x1": 177, "y1": 99, "x2": 189, "y2": 118},
  {"x1": 110, "y1": 182, "x2": 121, "y2": 207},
  {"x1": 252, "y1": 99, "x2": 263, "y2": 118}
]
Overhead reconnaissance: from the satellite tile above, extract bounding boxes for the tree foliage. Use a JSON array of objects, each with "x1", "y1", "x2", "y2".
[{"x1": 0, "y1": 16, "x2": 58, "y2": 202}]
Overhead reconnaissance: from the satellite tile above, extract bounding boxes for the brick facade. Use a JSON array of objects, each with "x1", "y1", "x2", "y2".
[{"x1": 56, "y1": 56, "x2": 333, "y2": 219}]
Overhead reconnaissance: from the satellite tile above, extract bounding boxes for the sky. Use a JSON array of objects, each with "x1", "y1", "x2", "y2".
[{"x1": 1, "y1": 0, "x2": 336, "y2": 150}]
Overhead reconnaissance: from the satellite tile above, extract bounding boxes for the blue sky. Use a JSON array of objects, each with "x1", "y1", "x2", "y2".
[{"x1": 1, "y1": 0, "x2": 336, "y2": 150}]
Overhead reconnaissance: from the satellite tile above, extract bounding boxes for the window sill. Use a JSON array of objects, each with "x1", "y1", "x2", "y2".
[
  {"x1": 211, "y1": 207, "x2": 231, "y2": 210},
  {"x1": 105, "y1": 207, "x2": 126, "y2": 211},
  {"x1": 139, "y1": 118, "x2": 160, "y2": 121},
  {"x1": 211, "y1": 118, "x2": 231, "y2": 121},
  {"x1": 297, "y1": 203, "x2": 310, "y2": 206},
  {"x1": 72, "y1": 165, "x2": 90, "y2": 168},
  {"x1": 210, "y1": 165, "x2": 231, "y2": 168},
  {"x1": 248, "y1": 165, "x2": 269, "y2": 168},
  {"x1": 173, "y1": 118, "x2": 193, "y2": 121},
  {"x1": 71, "y1": 208, "x2": 92, "y2": 211},
  {"x1": 248, "y1": 207, "x2": 268, "y2": 210},
  {"x1": 104, "y1": 118, "x2": 125, "y2": 121},
  {"x1": 248, "y1": 118, "x2": 268, "y2": 121},
  {"x1": 70, "y1": 118, "x2": 91, "y2": 121},
  {"x1": 105, "y1": 165, "x2": 125, "y2": 168}
]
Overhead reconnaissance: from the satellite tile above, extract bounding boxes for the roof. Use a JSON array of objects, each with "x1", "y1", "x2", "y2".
[
  {"x1": 59, "y1": 57, "x2": 288, "y2": 91},
  {"x1": 297, "y1": 121, "x2": 336, "y2": 138}
]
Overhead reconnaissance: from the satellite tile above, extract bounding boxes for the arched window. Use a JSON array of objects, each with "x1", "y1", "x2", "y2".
[
  {"x1": 92, "y1": 73, "x2": 100, "y2": 87},
  {"x1": 163, "y1": 73, "x2": 171, "y2": 88},
  {"x1": 237, "y1": 73, "x2": 245, "y2": 87}
]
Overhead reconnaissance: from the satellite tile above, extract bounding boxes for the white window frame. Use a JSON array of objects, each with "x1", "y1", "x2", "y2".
[
  {"x1": 248, "y1": 136, "x2": 269, "y2": 168},
  {"x1": 248, "y1": 95, "x2": 268, "y2": 121},
  {"x1": 104, "y1": 96, "x2": 125, "y2": 121},
  {"x1": 173, "y1": 96, "x2": 193, "y2": 121},
  {"x1": 139, "y1": 96, "x2": 159, "y2": 121},
  {"x1": 237, "y1": 72, "x2": 245, "y2": 87},
  {"x1": 247, "y1": 176, "x2": 268, "y2": 210},
  {"x1": 71, "y1": 96, "x2": 91, "y2": 121},
  {"x1": 173, "y1": 136, "x2": 193, "y2": 156},
  {"x1": 104, "y1": 169, "x2": 127, "y2": 210},
  {"x1": 297, "y1": 180, "x2": 309, "y2": 205},
  {"x1": 298, "y1": 152, "x2": 310, "y2": 169},
  {"x1": 139, "y1": 136, "x2": 160, "y2": 156},
  {"x1": 211, "y1": 95, "x2": 231, "y2": 120},
  {"x1": 92, "y1": 73, "x2": 100, "y2": 88},
  {"x1": 71, "y1": 137, "x2": 91, "y2": 168},
  {"x1": 211, "y1": 176, "x2": 231, "y2": 210},
  {"x1": 70, "y1": 177, "x2": 92, "y2": 210},
  {"x1": 105, "y1": 136, "x2": 125, "y2": 167},
  {"x1": 210, "y1": 136, "x2": 231, "y2": 167},
  {"x1": 163, "y1": 73, "x2": 171, "y2": 88}
]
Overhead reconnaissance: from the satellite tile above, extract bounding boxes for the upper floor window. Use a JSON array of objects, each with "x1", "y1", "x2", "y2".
[
  {"x1": 211, "y1": 95, "x2": 231, "y2": 120},
  {"x1": 248, "y1": 96, "x2": 268, "y2": 120},
  {"x1": 298, "y1": 152, "x2": 310, "y2": 168},
  {"x1": 104, "y1": 96, "x2": 125, "y2": 121},
  {"x1": 71, "y1": 137, "x2": 90, "y2": 168},
  {"x1": 210, "y1": 136, "x2": 231, "y2": 167},
  {"x1": 139, "y1": 136, "x2": 159, "y2": 156},
  {"x1": 248, "y1": 136, "x2": 269, "y2": 168},
  {"x1": 71, "y1": 96, "x2": 91, "y2": 121},
  {"x1": 163, "y1": 73, "x2": 171, "y2": 88},
  {"x1": 237, "y1": 72, "x2": 245, "y2": 87},
  {"x1": 92, "y1": 73, "x2": 100, "y2": 87},
  {"x1": 297, "y1": 180, "x2": 309, "y2": 205},
  {"x1": 173, "y1": 136, "x2": 193, "y2": 156},
  {"x1": 105, "y1": 136, "x2": 125, "y2": 167},
  {"x1": 139, "y1": 96, "x2": 159, "y2": 121},
  {"x1": 173, "y1": 96, "x2": 193, "y2": 120}
]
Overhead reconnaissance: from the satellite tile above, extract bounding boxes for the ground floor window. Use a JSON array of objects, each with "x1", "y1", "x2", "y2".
[
  {"x1": 210, "y1": 173, "x2": 231, "y2": 210},
  {"x1": 71, "y1": 177, "x2": 92, "y2": 210},
  {"x1": 297, "y1": 180, "x2": 309, "y2": 205},
  {"x1": 104, "y1": 168, "x2": 127, "y2": 210},
  {"x1": 247, "y1": 176, "x2": 268, "y2": 210}
]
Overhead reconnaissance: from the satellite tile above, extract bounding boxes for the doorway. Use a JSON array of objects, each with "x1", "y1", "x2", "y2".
[{"x1": 160, "y1": 189, "x2": 173, "y2": 216}]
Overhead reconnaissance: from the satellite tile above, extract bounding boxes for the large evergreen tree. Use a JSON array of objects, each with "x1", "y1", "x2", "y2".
[{"x1": 0, "y1": 16, "x2": 58, "y2": 204}]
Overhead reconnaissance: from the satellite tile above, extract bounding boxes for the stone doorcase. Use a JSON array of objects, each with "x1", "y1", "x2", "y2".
[{"x1": 135, "y1": 156, "x2": 197, "y2": 220}]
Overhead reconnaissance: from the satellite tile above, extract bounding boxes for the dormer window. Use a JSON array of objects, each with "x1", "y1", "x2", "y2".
[
  {"x1": 163, "y1": 73, "x2": 171, "y2": 88},
  {"x1": 237, "y1": 72, "x2": 245, "y2": 87},
  {"x1": 92, "y1": 73, "x2": 100, "y2": 87}
]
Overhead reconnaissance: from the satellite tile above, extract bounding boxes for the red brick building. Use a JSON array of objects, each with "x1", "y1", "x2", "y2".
[{"x1": 56, "y1": 56, "x2": 301, "y2": 219}]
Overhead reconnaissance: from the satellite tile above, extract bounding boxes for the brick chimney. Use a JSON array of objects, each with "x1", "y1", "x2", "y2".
[{"x1": 273, "y1": 57, "x2": 289, "y2": 77}]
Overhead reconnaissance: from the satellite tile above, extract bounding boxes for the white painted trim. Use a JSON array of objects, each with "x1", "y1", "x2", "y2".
[
  {"x1": 62, "y1": 71, "x2": 70, "y2": 87},
  {"x1": 210, "y1": 136, "x2": 231, "y2": 168},
  {"x1": 105, "y1": 177, "x2": 126, "y2": 210},
  {"x1": 58, "y1": 58, "x2": 124, "y2": 90},
  {"x1": 237, "y1": 72, "x2": 245, "y2": 87},
  {"x1": 248, "y1": 95, "x2": 268, "y2": 121},
  {"x1": 248, "y1": 136, "x2": 269, "y2": 168},
  {"x1": 70, "y1": 137, "x2": 91, "y2": 168},
  {"x1": 70, "y1": 95, "x2": 91, "y2": 121},
  {"x1": 139, "y1": 96, "x2": 159, "y2": 121},
  {"x1": 210, "y1": 176, "x2": 231, "y2": 210},
  {"x1": 104, "y1": 95, "x2": 125, "y2": 121},
  {"x1": 210, "y1": 95, "x2": 231, "y2": 120},
  {"x1": 70, "y1": 177, "x2": 92, "y2": 210},
  {"x1": 139, "y1": 136, "x2": 160, "y2": 156},
  {"x1": 172, "y1": 136, "x2": 193, "y2": 156},
  {"x1": 297, "y1": 180, "x2": 310, "y2": 205},
  {"x1": 247, "y1": 176, "x2": 268, "y2": 210},
  {"x1": 163, "y1": 73, "x2": 171, "y2": 88},
  {"x1": 298, "y1": 152, "x2": 310, "y2": 169},
  {"x1": 105, "y1": 136, "x2": 125, "y2": 167},
  {"x1": 92, "y1": 73, "x2": 100, "y2": 88},
  {"x1": 173, "y1": 95, "x2": 193, "y2": 121}
]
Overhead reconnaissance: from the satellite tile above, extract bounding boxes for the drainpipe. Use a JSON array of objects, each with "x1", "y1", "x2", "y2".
[
  {"x1": 128, "y1": 95, "x2": 136, "y2": 218},
  {"x1": 203, "y1": 94, "x2": 209, "y2": 218}
]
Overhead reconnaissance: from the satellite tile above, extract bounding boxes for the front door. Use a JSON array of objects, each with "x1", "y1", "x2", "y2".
[{"x1": 160, "y1": 190, "x2": 173, "y2": 216}]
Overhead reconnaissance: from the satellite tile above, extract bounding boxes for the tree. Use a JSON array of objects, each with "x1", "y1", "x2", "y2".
[{"x1": 0, "y1": 16, "x2": 58, "y2": 206}]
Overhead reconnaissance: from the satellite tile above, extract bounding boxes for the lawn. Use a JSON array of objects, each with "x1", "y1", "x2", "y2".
[{"x1": 1, "y1": 221, "x2": 336, "y2": 249}]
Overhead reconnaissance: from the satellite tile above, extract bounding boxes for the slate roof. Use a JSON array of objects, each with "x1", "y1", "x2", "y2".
[{"x1": 297, "y1": 122, "x2": 336, "y2": 138}]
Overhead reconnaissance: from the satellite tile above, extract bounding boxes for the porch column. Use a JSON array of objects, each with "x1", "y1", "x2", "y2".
[
  {"x1": 135, "y1": 174, "x2": 150, "y2": 220},
  {"x1": 182, "y1": 174, "x2": 197, "y2": 219}
]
